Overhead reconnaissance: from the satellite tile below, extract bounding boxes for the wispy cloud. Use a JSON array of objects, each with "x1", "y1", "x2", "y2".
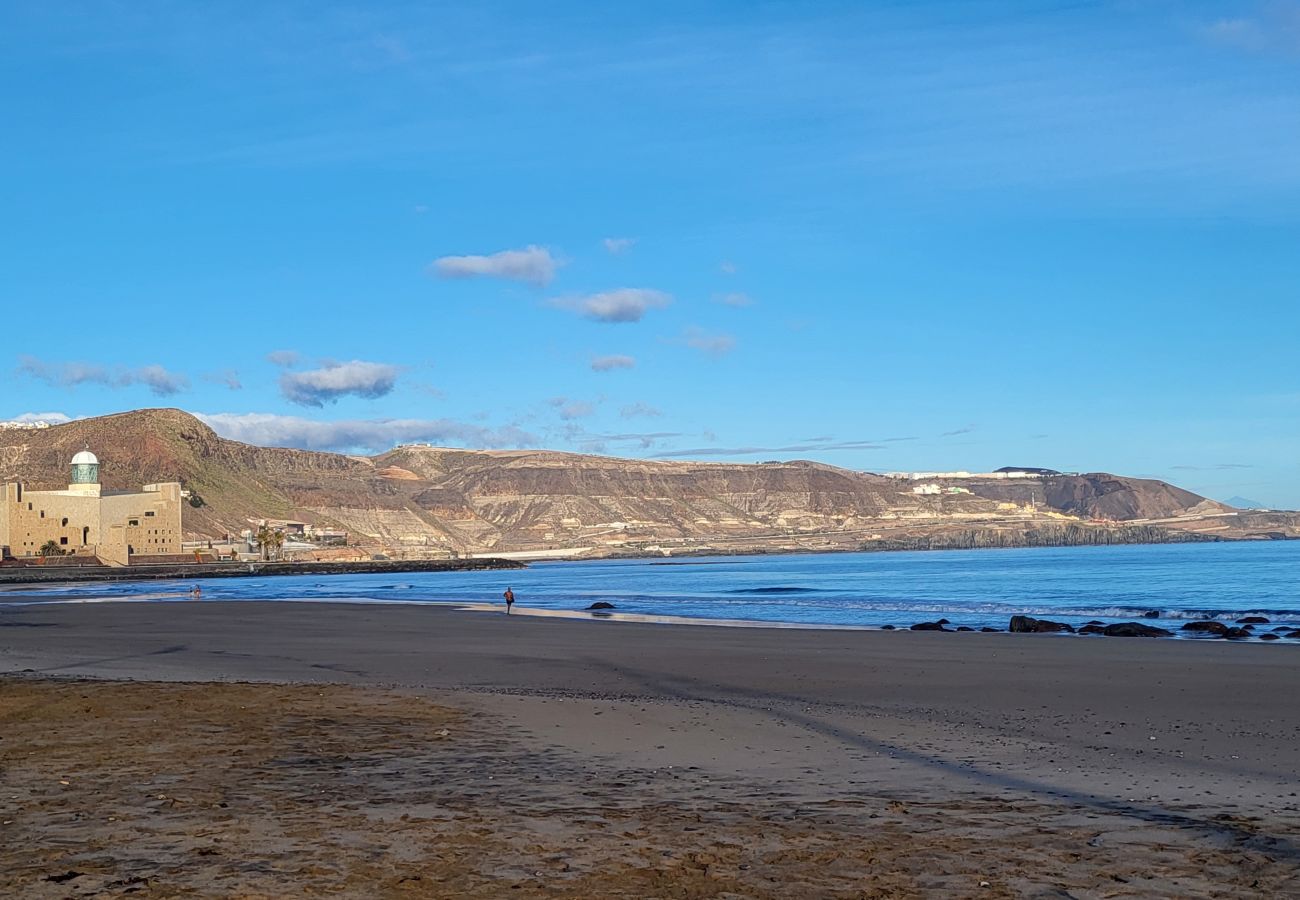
[
  {"x1": 1171, "y1": 463, "x2": 1255, "y2": 471},
  {"x1": 3, "y1": 411, "x2": 73, "y2": 425},
  {"x1": 203, "y1": 369, "x2": 242, "y2": 390},
  {"x1": 280, "y1": 360, "x2": 400, "y2": 407},
  {"x1": 620, "y1": 402, "x2": 662, "y2": 418},
  {"x1": 602, "y1": 237, "x2": 636, "y2": 254},
  {"x1": 655, "y1": 438, "x2": 885, "y2": 458},
  {"x1": 683, "y1": 328, "x2": 736, "y2": 357},
  {"x1": 941, "y1": 424, "x2": 977, "y2": 437},
  {"x1": 548, "y1": 397, "x2": 596, "y2": 420},
  {"x1": 196, "y1": 412, "x2": 537, "y2": 453},
  {"x1": 431, "y1": 245, "x2": 559, "y2": 287},
  {"x1": 552, "y1": 288, "x2": 671, "y2": 323},
  {"x1": 1201, "y1": 9, "x2": 1300, "y2": 57},
  {"x1": 715, "y1": 292, "x2": 753, "y2": 307},
  {"x1": 569, "y1": 429, "x2": 685, "y2": 452},
  {"x1": 719, "y1": 261, "x2": 737, "y2": 275},
  {"x1": 591, "y1": 354, "x2": 636, "y2": 372},
  {"x1": 266, "y1": 350, "x2": 300, "y2": 368},
  {"x1": 17, "y1": 356, "x2": 189, "y2": 396}
]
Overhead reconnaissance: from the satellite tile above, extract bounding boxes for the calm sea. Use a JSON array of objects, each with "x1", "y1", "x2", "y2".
[{"x1": 4, "y1": 541, "x2": 1298, "y2": 634}]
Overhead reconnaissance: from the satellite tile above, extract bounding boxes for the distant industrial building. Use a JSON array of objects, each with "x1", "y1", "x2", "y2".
[{"x1": 0, "y1": 449, "x2": 184, "y2": 565}]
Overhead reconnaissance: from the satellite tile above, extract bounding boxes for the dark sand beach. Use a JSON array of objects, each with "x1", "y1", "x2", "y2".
[{"x1": 3, "y1": 600, "x2": 1299, "y2": 897}]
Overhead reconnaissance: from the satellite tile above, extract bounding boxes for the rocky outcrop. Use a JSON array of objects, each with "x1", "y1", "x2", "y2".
[
  {"x1": 1181, "y1": 621, "x2": 1229, "y2": 637},
  {"x1": 1009, "y1": 616, "x2": 1075, "y2": 634},
  {"x1": 1096, "y1": 622, "x2": 1173, "y2": 638}
]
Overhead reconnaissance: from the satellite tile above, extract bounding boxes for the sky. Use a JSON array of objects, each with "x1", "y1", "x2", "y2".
[{"x1": 2, "y1": 0, "x2": 1298, "y2": 507}]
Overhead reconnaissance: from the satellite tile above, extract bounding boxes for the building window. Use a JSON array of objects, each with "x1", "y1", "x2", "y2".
[
  {"x1": 59, "y1": 537, "x2": 67, "y2": 545},
  {"x1": 39, "y1": 510, "x2": 45, "y2": 518},
  {"x1": 61, "y1": 517, "x2": 68, "y2": 527},
  {"x1": 128, "y1": 519, "x2": 139, "y2": 527},
  {"x1": 145, "y1": 511, "x2": 155, "y2": 517}
]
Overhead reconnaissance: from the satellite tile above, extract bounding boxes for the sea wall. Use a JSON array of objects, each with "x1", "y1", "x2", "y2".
[
  {"x1": 0, "y1": 557, "x2": 525, "y2": 585},
  {"x1": 858, "y1": 524, "x2": 1220, "y2": 552}
]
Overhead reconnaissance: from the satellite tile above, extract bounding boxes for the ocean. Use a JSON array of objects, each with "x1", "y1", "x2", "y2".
[{"x1": 4, "y1": 540, "x2": 1298, "y2": 635}]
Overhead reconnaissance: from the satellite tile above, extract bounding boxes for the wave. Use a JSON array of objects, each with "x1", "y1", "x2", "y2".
[{"x1": 724, "y1": 586, "x2": 827, "y2": 595}]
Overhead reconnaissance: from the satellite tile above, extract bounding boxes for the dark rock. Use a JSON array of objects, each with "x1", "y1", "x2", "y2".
[
  {"x1": 1101, "y1": 622, "x2": 1173, "y2": 638},
  {"x1": 1286, "y1": 630, "x2": 1300, "y2": 639},
  {"x1": 1085, "y1": 620, "x2": 1105, "y2": 626},
  {"x1": 910, "y1": 621, "x2": 951, "y2": 632},
  {"x1": 937, "y1": 619, "x2": 950, "y2": 625},
  {"x1": 1009, "y1": 615, "x2": 1075, "y2": 634},
  {"x1": 1181, "y1": 621, "x2": 1229, "y2": 637},
  {"x1": 1224, "y1": 627, "x2": 1252, "y2": 640},
  {"x1": 1260, "y1": 633, "x2": 1280, "y2": 641},
  {"x1": 1078, "y1": 624, "x2": 1106, "y2": 635},
  {"x1": 586, "y1": 601, "x2": 617, "y2": 610},
  {"x1": 880, "y1": 625, "x2": 896, "y2": 630},
  {"x1": 1237, "y1": 616, "x2": 1269, "y2": 625},
  {"x1": 980, "y1": 627, "x2": 1000, "y2": 633},
  {"x1": 1239, "y1": 624, "x2": 1255, "y2": 631},
  {"x1": 956, "y1": 626, "x2": 974, "y2": 632},
  {"x1": 1142, "y1": 610, "x2": 1161, "y2": 619}
]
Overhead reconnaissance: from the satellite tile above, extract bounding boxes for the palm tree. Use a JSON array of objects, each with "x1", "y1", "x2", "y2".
[
  {"x1": 254, "y1": 525, "x2": 285, "y2": 561},
  {"x1": 39, "y1": 540, "x2": 65, "y2": 557}
]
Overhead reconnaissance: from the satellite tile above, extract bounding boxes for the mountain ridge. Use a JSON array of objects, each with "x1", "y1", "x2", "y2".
[{"x1": 1, "y1": 409, "x2": 1293, "y2": 556}]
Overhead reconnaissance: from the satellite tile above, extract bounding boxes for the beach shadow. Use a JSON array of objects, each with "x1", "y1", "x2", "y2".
[
  {"x1": 22, "y1": 644, "x2": 191, "y2": 675},
  {"x1": 593, "y1": 660, "x2": 1300, "y2": 864}
]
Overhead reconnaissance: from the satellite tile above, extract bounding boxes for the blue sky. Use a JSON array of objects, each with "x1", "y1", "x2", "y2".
[{"x1": 3, "y1": 1, "x2": 1298, "y2": 507}]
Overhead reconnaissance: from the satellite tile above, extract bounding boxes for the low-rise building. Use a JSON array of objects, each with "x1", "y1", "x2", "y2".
[{"x1": 0, "y1": 449, "x2": 184, "y2": 565}]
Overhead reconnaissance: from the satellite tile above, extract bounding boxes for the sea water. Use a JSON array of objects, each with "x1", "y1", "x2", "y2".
[{"x1": 5, "y1": 541, "x2": 1298, "y2": 634}]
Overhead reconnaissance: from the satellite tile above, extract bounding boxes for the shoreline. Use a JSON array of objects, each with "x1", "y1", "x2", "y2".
[{"x1": 4, "y1": 594, "x2": 1298, "y2": 642}]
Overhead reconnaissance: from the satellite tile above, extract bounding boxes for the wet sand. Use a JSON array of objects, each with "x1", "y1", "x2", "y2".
[{"x1": 3, "y1": 600, "x2": 1299, "y2": 897}]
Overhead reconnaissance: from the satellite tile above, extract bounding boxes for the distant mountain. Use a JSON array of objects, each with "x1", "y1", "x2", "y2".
[
  {"x1": 1226, "y1": 496, "x2": 1269, "y2": 510},
  {"x1": 0, "y1": 409, "x2": 1294, "y2": 556}
]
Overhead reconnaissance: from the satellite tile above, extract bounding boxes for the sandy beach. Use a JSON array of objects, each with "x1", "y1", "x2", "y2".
[{"x1": 3, "y1": 600, "x2": 1299, "y2": 897}]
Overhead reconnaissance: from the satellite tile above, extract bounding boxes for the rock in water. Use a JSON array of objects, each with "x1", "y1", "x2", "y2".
[
  {"x1": 586, "y1": 601, "x2": 616, "y2": 610},
  {"x1": 1260, "y1": 633, "x2": 1280, "y2": 641},
  {"x1": 879, "y1": 624, "x2": 896, "y2": 630},
  {"x1": 1142, "y1": 610, "x2": 1161, "y2": 619},
  {"x1": 910, "y1": 621, "x2": 951, "y2": 632},
  {"x1": 979, "y1": 627, "x2": 1000, "y2": 633},
  {"x1": 1009, "y1": 615, "x2": 1075, "y2": 634},
  {"x1": 1181, "y1": 621, "x2": 1229, "y2": 637},
  {"x1": 1100, "y1": 622, "x2": 1173, "y2": 638},
  {"x1": 1224, "y1": 627, "x2": 1252, "y2": 640},
  {"x1": 1078, "y1": 624, "x2": 1106, "y2": 635},
  {"x1": 1237, "y1": 616, "x2": 1270, "y2": 624}
]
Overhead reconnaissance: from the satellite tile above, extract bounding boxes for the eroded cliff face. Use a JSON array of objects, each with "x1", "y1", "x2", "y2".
[{"x1": 0, "y1": 409, "x2": 1288, "y2": 555}]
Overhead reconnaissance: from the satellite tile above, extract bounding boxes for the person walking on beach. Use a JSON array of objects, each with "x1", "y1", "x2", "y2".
[{"x1": 503, "y1": 587, "x2": 515, "y2": 615}]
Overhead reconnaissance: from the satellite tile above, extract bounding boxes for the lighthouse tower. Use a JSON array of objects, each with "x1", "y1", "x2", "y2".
[{"x1": 69, "y1": 448, "x2": 102, "y2": 496}]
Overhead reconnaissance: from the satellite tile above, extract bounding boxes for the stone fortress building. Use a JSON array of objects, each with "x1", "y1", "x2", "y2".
[{"x1": 0, "y1": 449, "x2": 184, "y2": 566}]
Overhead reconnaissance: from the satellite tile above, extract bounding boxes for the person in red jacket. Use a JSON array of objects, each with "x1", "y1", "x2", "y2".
[{"x1": 503, "y1": 587, "x2": 515, "y2": 615}]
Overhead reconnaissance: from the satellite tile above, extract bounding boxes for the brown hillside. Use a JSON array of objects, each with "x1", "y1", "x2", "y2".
[{"x1": 0, "y1": 409, "x2": 1271, "y2": 554}]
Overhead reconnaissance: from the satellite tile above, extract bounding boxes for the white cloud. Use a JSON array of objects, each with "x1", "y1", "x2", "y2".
[
  {"x1": 719, "y1": 261, "x2": 737, "y2": 275},
  {"x1": 196, "y1": 412, "x2": 537, "y2": 453},
  {"x1": 17, "y1": 356, "x2": 189, "y2": 396},
  {"x1": 552, "y1": 288, "x2": 671, "y2": 323},
  {"x1": 602, "y1": 237, "x2": 636, "y2": 254},
  {"x1": 431, "y1": 245, "x2": 559, "y2": 287},
  {"x1": 280, "y1": 360, "x2": 400, "y2": 407},
  {"x1": 683, "y1": 328, "x2": 736, "y2": 358},
  {"x1": 591, "y1": 354, "x2": 636, "y2": 372}
]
